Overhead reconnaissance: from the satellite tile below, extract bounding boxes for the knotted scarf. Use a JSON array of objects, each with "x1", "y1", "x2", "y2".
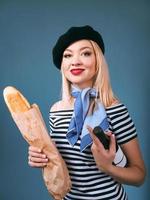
[{"x1": 66, "y1": 87, "x2": 109, "y2": 152}]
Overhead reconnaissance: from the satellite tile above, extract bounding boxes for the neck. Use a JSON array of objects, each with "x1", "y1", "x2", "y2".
[
  {"x1": 71, "y1": 84, "x2": 93, "y2": 91},
  {"x1": 72, "y1": 81, "x2": 94, "y2": 90}
]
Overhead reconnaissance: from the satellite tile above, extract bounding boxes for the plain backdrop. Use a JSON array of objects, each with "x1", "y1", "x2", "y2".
[{"x1": 0, "y1": 0, "x2": 149, "y2": 199}]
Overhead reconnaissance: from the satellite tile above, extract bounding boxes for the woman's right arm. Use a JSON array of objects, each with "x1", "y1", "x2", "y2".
[
  {"x1": 28, "y1": 146, "x2": 48, "y2": 168},
  {"x1": 28, "y1": 101, "x2": 65, "y2": 168}
]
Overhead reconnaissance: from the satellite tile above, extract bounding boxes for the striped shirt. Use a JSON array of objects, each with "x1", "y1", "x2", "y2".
[{"x1": 49, "y1": 103, "x2": 137, "y2": 200}]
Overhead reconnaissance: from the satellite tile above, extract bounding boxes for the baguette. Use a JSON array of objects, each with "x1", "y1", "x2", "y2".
[
  {"x1": 3, "y1": 86, "x2": 30, "y2": 113},
  {"x1": 3, "y1": 86, "x2": 71, "y2": 200}
]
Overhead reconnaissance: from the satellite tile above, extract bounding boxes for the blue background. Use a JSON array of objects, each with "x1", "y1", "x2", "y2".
[{"x1": 0, "y1": 0, "x2": 149, "y2": 199}]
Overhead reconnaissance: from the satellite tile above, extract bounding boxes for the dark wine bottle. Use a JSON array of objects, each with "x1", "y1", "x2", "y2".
[{"x1": 93, "y1": 126, "x2": 118, "y2": 151}]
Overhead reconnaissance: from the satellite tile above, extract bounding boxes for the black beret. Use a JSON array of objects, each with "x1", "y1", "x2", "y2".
[{"x1": 52, "y1": 25, "x2": 105, "y2": 69}]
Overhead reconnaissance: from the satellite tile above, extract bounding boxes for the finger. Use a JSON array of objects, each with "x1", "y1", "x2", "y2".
[
  {"x1": 109, "y1": 134, "x2": 116, "y2": 153},
  {"x1": 28, "y1": 156, "x2": 48, "y2": 163},
  {"x1": 29, "y1": 146, "x2": 41, "y2": 153},
  {"x1": 28, "y1": 151, "x2": 47, "y2": 159},
  {"x1": 105, "y1": 131, "x2": 112, "y2": 137},
  {"x1": 28, "y1": 160, "x2": 47, "y2": 168},
  {"x1": 86, "y1": 125, "x2": 93, "y2": 137},
  {"x1": 86, "y1": 125, "x2": 98, "y2": 141},
  {"x1": 86, "y1": 125, "x2": 99, "y2": 144}
]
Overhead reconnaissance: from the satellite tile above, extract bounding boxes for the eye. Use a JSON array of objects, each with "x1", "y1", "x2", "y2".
[
  {"x1": 63, "y1": 53, "x2": 72, "y2": 58},
  {"x1": 82, "y1": 51, "x2": 92, "y2": 57}
]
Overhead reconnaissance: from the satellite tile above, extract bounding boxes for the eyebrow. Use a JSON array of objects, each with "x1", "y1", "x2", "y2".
[{"x1": 64, "y1": 46, "x2": 92, "y2": 52}]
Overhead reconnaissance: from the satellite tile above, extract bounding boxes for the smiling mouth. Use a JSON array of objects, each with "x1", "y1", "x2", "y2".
[{"x1": 70, "y1": 69, "x2": 85, "y2": 75}]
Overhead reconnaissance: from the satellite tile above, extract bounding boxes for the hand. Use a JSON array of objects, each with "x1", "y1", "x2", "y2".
[
  {"x1": 28, "y1": 146, "x2": 48, "y2": 168},
  {"x1": 87, "y1": 126, "x2": 116, "y2": 173}
]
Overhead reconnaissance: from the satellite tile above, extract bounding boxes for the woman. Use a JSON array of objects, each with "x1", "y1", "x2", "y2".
[{"x1": 28, "y1": 25, "x2": 146, "y2": 200}]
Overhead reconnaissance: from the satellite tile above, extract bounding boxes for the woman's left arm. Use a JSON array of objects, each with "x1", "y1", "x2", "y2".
[
  {"x1": 106, "y1": 137, "x2": 146, "y2": 186},
  {"x1": 89, "y1": 129, "x2": 146, "y2": 187}
]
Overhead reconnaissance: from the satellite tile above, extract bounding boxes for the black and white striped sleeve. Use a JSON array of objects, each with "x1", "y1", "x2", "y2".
[{"x1": 106, "y1": 104, "x2": 137, "y2": 145}]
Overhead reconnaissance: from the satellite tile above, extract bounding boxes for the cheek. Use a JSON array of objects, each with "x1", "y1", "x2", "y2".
[
  {"x1": 86, "y1": 61, "x2": 96, "y2": 74},
  {"x1": 61, "y1": 65, "x2": 71, "y2": 79},
  {"x1": 61, "y1": 58, "x2": 70, "y2": 68},
  {"x1": 84, "y1": 57, "x2": 96, "y2": 70},
  {"x1": 61, "y1": 61, "x2": 70, "y2": 73}
]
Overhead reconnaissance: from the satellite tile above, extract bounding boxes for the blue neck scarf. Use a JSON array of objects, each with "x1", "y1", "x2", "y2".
[{"x1": 66, "y1": 87, "x2": 109, "y2": 152}]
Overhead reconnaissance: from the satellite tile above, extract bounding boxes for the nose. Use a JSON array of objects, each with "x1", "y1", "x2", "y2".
[
  {"x1": 71, "y1": 62, "x2": 81, "y2": 67},
  {"x1": 71, "y1": 55, "x2": 82, "y2": 67}
]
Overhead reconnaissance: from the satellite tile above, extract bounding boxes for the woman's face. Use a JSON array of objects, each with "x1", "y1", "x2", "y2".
[{"x1": 61, "y1": 40, "x2": 96, "y2": 89}]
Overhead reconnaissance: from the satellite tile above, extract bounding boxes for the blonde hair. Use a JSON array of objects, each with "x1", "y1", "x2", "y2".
[{"x1": 60, "y1": 40, "x2": 118, "y2": 107}]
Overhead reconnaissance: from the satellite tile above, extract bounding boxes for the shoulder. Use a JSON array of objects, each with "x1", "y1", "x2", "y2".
[
  {"x1": 50, "y1": 101, "x2": 61, "y2": 112},
  {"x1": 50, "y1": 100, "x2": 74, "y2": 112},
  {"x1": 106, "y1": 102, "x2": 134, "y2": 125},
  {"x1": 106, "y1": 102, "x2": 128, "y2": 116},
  {"x1": 106, "y1": 102, "x2": 127, "y2": 110}
]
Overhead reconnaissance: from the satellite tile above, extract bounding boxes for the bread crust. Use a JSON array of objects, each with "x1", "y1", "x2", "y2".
[
  {"x1": 3, "y1": 86, "x2": 30, "y2": 113},
  {"x1": 3, "y1": 86, "x2": 71, "y2": 199}
]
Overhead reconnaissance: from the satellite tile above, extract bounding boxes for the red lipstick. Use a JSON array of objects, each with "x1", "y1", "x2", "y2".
[{"x1": 70, "y1": 69, "x2": 84, "y2": 75}]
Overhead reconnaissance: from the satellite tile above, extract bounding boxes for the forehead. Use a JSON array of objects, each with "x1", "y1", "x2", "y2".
[{"x1": 64, "y1": 39, "x2": 93, "y2": 51}]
